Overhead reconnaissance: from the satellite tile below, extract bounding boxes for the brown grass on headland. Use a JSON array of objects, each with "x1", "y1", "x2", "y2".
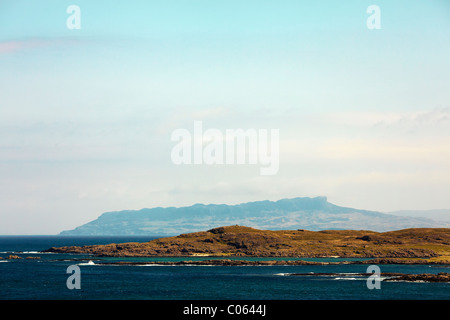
[{"x1": 44, "y1": 225, "x2": 450, "y2": 262}]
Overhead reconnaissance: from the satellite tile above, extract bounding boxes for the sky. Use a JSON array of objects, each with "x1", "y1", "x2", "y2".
[{"x1": 1, "y1": 0, "x2": 450, "y2": 234}]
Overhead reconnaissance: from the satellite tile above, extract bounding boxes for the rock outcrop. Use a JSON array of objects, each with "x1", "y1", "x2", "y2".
[
  {"x1": 384, "y1": 272, "x2": 450, "y2": 283},
  {"x1": 44, "y1": 225, "x2": 450, "y2": 261},
  {"x1": 5, "y1": 255, "x2": 22, "y2": 259}
]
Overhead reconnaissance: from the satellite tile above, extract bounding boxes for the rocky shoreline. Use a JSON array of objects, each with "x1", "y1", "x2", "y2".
[
  {"x1": 0, "y1": 255, "x2": 41, "y2": 260},
  {"x1": 3, "y1": 254, "x2": 449, "y2": 283},
  {"x1": 91, "y1": 259, "x2": 450, "y2": 283},
  {"x1": 286, "y1": 272, "x2": 450, "y2": 283},
  {"x1": 92, "y1": 258, "x2": 449, "y2": 266},
  {"x1": 43, "y1": 226, "x2": 450, "y2": 261},
  {"x1": 383, "y1": 272, "x2": 450, "y2": 283}
]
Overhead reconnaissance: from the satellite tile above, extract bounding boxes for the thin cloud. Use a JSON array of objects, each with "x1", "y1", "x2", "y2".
[
  {"x1": 325, "y1": 108, "x2": 450, "y2": 129},
  {"x1": 0, "y1": 37, "x2": 84, "y2": 54},
  {"x1": 0, "y1": 39, "x2": 48, "y2": 54}
]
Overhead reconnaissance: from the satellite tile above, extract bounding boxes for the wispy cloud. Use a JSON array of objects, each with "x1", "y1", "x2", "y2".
[
  {"x1": 0, "y1": 37, "x2": 84, "y2": 54},
  {"x1": 0, "y1": 39, "x2": 48, "y2": 54},
  {"x1": 324, "y1": 108, "x2": 450, "y2": 130}
]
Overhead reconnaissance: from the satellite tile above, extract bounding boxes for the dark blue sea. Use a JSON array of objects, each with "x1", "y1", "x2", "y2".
[{"x1": 0, "y1": 236, "x2": 449, "y2": 300}]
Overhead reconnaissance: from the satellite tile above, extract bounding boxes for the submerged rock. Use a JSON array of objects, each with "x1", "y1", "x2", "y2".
[
  {"x1": 5, "y1": 255, "x2": 22, "y2": 259},
  {"x1": 384, "y1": 272, "x2": 450, "y2": 283}
]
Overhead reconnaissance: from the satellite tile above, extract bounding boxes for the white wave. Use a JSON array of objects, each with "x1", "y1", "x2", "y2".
[
  {"x1": 23, "y1": 251, "x2": 56, "y2": 254},
  {"x1": 274, "y1": 273, "x2": 292, "y2": 276},
  {"x1": 385, "y1": 280, "x2": 427, "y2": 283},
  {"x1": 0, "y1": 260, "x2": 9, "y2": 263},
  {"x1": 334, "y1": 277, "x2": 359, "y2": 280},
  {"x1": 338, "y1": 273, "x2": 360, "y2": 275},
  {"x1": 138, "y1": 263, "x2": 217, "y2": 267},
  {"x1": 172, "y1": 264, "x2": 216, "y2": 267},
  {"x1": 0, "y1": 251, "x2": 55, "y2": 254},
  {"x1": 77, "y1": 260, "x2": 96, "y2": 266}
]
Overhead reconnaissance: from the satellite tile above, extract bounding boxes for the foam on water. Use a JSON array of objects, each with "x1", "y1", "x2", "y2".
[{"x1": 77, "y1": 260, "x2": 96, "y2": 266}]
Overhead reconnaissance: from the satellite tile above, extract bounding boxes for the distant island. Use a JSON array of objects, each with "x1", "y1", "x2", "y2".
[
  {"x1": 46, "y1": 225, "x2": 450, "y2": 264},
  {"x1": 59, "y1": 196, "x2": 449, "y2": 236}
]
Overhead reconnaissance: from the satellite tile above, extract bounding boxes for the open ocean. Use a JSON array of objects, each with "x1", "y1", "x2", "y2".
[{"x1": 0, "y1": 236, "x2": 449, "y2": 300}]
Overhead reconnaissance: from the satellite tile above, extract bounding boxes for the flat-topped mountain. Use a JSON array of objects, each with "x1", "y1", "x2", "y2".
[
  {"x1": 60, "y1": 197, "x2": 447, "y2": 236},
  {"x1": 46, "y1": 225, "x2": 450, "y2": 261}
]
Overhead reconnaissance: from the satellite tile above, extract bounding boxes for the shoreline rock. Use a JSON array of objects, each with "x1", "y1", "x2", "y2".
[
  {"x1": 5, "y1": 255, "x2": 22, "y2": 260},
  {"x1": 43, "y1": 226, "x2": 450, "y2": 262},
  {"x1": 383, "y1": 272, "x2": 450, "y2": 283},
  {"x1": 285, "y1": 272, "x2": 450, "y2": 283},
  {"x1": 93, "y1": 258, "x2": 450, "y2": 266}
]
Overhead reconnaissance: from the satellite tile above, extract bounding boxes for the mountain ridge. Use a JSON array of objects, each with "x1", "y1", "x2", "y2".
[
  {"x1": 60, "y1": 196, "x2": 448, "y2": 236},
  {"x1": 388, "y1": 209, "x2": 450, "y2": 223}
]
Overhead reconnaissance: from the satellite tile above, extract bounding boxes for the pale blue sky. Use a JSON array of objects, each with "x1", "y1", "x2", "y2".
[{"x1": 1, "y1": 1, "x2": 450, "y2": 234}]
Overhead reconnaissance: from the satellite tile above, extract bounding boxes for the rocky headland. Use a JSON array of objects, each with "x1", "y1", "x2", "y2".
[{"x1": 44, "y1": 225, "x2": 450, "y2": 263}]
